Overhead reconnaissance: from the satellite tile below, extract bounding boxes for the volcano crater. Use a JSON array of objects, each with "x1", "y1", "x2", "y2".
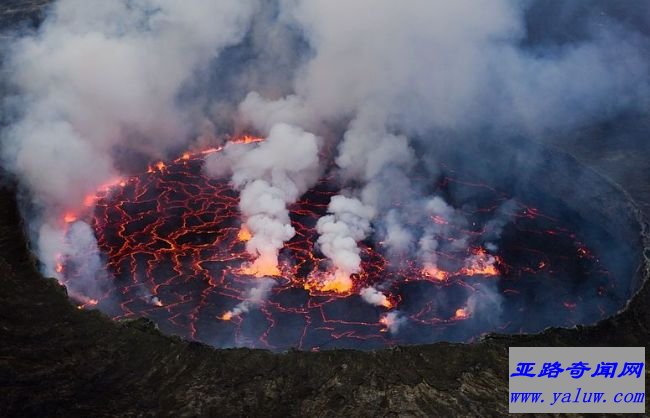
[{"x1": 59, "y1": 138, "x2": 644, "y2": 351}]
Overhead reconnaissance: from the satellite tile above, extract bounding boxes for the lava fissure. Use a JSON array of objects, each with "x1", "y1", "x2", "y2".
[{"x1": 59, "y1": 144, "x2": 618, "y2": 350}]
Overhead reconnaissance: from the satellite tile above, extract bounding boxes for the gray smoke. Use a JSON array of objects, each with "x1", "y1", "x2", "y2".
[
  {"x1": 221, "y1": 277, "x2": 275, "y2": 320},
  {"x1": 204, "y1": 122, "x2": 320, "y2": 275},
  {"x1": 1, "y1": 0, "x2": 648, "y2": 335},
  {"x1": 1, "y1": 0, "x2": 260, "y2": 288}
]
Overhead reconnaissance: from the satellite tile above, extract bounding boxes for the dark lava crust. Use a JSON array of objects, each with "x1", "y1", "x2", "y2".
[
  {"x1": 1, "y1": 131, "x2": 649, "y2": 418},
  {"x1": 1, "y1": 2, "x2": 649, "y2": 417},
  {"x1": 1, "y1": 165, "x2": 648, "y2": 417}
]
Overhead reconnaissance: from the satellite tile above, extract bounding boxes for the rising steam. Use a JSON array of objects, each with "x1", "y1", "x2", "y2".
[
  {"x1": 1, "y1": 0, "x2": 648, "y2": 336},
  {"x1": 205, "y1": 122, "x2": 320, "y2": 276},
  {"x1": 220, "y1": 278, "x2": 275, "y2": 321}
]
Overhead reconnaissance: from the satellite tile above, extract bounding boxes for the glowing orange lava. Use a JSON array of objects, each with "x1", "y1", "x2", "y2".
[
  {"x1": 63, "y1": 213, "x2": 77, "y2": 223},
  {"x1": 460, "y1": 248, "x2": 500, "y2": 277},
  {"x1": 56, "y1": 139, "x2": 613, "y2": 350},
  {"x1": 237, "y1": 226, "x2": 252, "y2": 242},
  {"x1": 423, "y1": 265, "x2": 450, "y2": 281},
  {"x1": 77, "y1": 298, "x2": 99, "y2": 310},
  {"x1": 461, "y1": 263, "x2": 499, "y2": 277},
  {"x1": 454, "y1": 308, "x2": 469, "y2": 320},
  {"x1": 379, "y1": 315, "x2": 391, "y2": 332},
  {"x1": 237, "y1": 135, "x2": 265, "y2": 144},
  {"x1": 240, "y1": 257, "x2": 281, "y2": 277},
  {"x1": 305, "y1": 271, "x2": 354, "y2": 294}
]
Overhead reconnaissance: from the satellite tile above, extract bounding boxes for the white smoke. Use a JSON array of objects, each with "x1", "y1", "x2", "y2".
[
  {"x1": 1, "y1": 0, "x2": 648, "y2": 336},
  {"x1": 222, "y1": 278, "x2": 275, "y2": 319},
  {"x1": 315, "y1": 195, "x2": 374, "y2": 285},
  {"x1": 482, "y1": 199, "x2": 519, "y2": 250},
  {"x1": 360, "y1": 286, "x2": 390, "y2": 307},
  {"x1": 239, "y1": 92, "x2": 318, "y2": 136},
  {"x1": 239, "y1": 0, "x2": 649, "y2": 289},
  {"x1": 465, "y1": 284, "x2": 503, "y2": 324},
  {"x1": 56, "y1": 221, "x2": 106, "y2": 300},
  {"x1": 418, "y1": 232, "x2": 440, "y2": 275},
  {"x1": 205, "y1": 123, "x2": 320, "y2": 275},
  {"x1": 416, "y1": 196, "x2": 473, "y2": 275},
  {"x1": 278, "y1": 0, "x2": 648, "y2": 136},
  {"x1": 380, "y1": 311, "x2": 407, "y2": 334},
  {"x1": 2, "y1": 0, "x2": 260, "y2": 290},
  {"x1": 382, "y1": 209, "x2": 414, "y2": 255},
  {"x1": 307, "y1": 115, "x2": 417, "y2": 286}
]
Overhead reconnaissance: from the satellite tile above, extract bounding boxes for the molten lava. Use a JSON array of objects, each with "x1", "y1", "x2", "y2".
[
  {"x1": 237, "y1": 226, "x2": 252, "y2": 242},
  {"x1": 239, "y1": 257, "x2": 281, "y2": 277},
  {"x1": 58, "y1": 140, "x2": 618, "y2": 350},
  {"x1": 63, "y1": 213, "x2": 77, "y2": 223},
  {"x1": 460, "y1": 248, "x2": 500, "y2": 276},
  {"x1": 422, "y1": 265, "x2": 450, "y2": 282},
  {"x1": 305, "y1": 270, "x2": 354, "y2": 294},
  {"x1": 454, "y1": 308, "x2": 469, "y2": 320}
]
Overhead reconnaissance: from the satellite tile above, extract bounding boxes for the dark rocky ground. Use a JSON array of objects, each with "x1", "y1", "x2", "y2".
[
  {"x1": 0, "y1": 180, "x2": 646, "y2": 417},
  {"x1": 0, "y1": 2, "x2": 649, "y2": 417},
  {"x1": 0, "y1": 1, "x2": 49, "y2": 34}
]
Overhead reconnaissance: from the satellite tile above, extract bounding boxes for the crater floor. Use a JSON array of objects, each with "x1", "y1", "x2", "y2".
[{"x1": 0, "y1": 2, "x2": 649, "y2": 416}]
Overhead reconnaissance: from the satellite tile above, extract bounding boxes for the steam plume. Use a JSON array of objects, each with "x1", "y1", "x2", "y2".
[
  {"x1": 2, "y1": 0, "x2": 260, "y2": 289},
  {"x1": 205, "y1": 123, "x2": 320, "y2": 275},
  {"x1": 221, "y1": 278, "x2": 275, "y2": 320},
  {"x1": 1, "y1": 0, "x2": 648, "y2": 341}
]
